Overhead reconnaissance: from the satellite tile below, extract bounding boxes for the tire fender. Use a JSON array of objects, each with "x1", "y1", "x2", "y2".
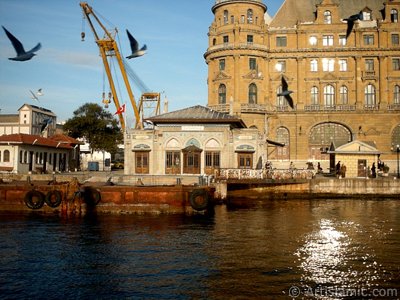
[
  {"x1": 24, "y1": 190, "x2": 45, "y2": 210},
  {"x1": 189, "y1": 189, "x2": 209, "y2": 211},
  {"x1": 45, "y1": 190, "x2": 63, "y2": 208}
]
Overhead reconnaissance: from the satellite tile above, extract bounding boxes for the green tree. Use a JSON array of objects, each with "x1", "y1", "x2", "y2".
[{"x1": 64, "y1": 103, "x2": 123, "y2": 154}]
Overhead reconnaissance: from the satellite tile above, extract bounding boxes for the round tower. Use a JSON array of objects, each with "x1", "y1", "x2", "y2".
[{"x1": 204, "y1": 0, "x2": 268, "y2": 129}]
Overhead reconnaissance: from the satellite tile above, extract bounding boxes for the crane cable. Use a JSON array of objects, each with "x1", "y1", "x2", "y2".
[{"x1": 115, "y1": 32, "x2": 150, "y2": 93}]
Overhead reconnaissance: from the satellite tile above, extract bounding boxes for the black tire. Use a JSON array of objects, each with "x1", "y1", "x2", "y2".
[
  {"x1": 189, "y1": 189, "x2": 209, "y2": 211},
  {"x1": 45, "y1": 190, "x2": 63, "y2": 208},
  {"x1": 83, "y1": 187, "x2": 101, "y2": 206},
  {"x1": 24, "y1": 190, "x2": 45, "y2": 210}
]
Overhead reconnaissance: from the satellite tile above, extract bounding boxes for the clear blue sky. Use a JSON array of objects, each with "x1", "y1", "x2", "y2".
[{"x1": 0, "y1": 0, "x2": 283, "y2": 126}]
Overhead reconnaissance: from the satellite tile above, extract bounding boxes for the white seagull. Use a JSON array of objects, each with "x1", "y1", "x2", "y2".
[
  {"x1": 2, "y1": 26, "x2": 41, "y2": 61},
  {"x1": 126, "y1": 30, "x2": 147, "y2": 59},
  {"x1": 29, "y1": 90, "x2": 39, "y2": 102}
]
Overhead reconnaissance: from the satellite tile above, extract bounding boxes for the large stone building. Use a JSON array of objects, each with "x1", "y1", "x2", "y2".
[
  {"x1": 124, "y1": 0, "x2": 400, "y2": 176},
  {"x1": 205, "y1": 0, "x2": 400, "y2": 164}
]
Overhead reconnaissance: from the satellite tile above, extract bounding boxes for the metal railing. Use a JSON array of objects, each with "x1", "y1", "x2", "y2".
[{"x1": 216, "y1": 168, "x2": 316, "y2": 180}]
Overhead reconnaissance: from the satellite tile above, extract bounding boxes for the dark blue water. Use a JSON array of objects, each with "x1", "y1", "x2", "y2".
[{"x1": 1, "y1": 199, "x2": 399, "y2": 299}]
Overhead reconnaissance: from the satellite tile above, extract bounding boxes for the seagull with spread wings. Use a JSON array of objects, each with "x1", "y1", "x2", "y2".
[
  {"x1": 277, "y1": 76, "x2": 294, "y2": 109},
  {"x1": 2, "y1": 26, "x2": 41, "y2": 61},
  {"x1": 126, "y1": 30, "x2": 147, "y2": 59},
  {"x1": 344, "y1": 12, "x2": 363, "y2": 39}
]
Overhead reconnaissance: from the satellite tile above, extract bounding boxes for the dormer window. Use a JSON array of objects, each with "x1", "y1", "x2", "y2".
[
  {"x1": 362, "y1": 11, "x2": 371, "y2": 21},
  {"x1": 324, "y1": 11, "x2": 332, "y2": 24},
  {"x1": 391, "y1": 9, "x2": 398, "y2": 23}
]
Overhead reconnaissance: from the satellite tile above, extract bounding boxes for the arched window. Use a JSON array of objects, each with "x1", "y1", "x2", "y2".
[
  {"x1": 213, "y1": 38, "x2": 216, "y2": 46},
  {"x1": 324, "y1": 11, "x2": 332, "y2": 24},
  {"x1": 4, "y1": 150, "x2": 10, "y2": 162},
  {"x1": 276, "y1": 127, "x2": 290, "y2": 160},
  {"x1": 223, "y1": 10, "x2": 229, "y2": 25},
  {"x1": 394, "y1": 85, "x2": 400, "y2": 104},
  {"x1": 311, "y1": 86, "x2": 319, "y2": 105},
  {"x1": 391, "y1": 9, "x2": 398, "y2": 23},
  {"x1": 247, "y1": 9, "x2": 253, "y2": 24},
  {"x1": 248, "y1": 83, "x2": 257, "y2": 104},
  {"x1": 218, "y1": 84, "x2": 227, "y2": 104},
  {"x1": 20, "y1": 150, "x2": 23, "y2": 163},
  {"x1": 324, "y1": 85, "x2": 335, "y2": 107},
  {"x1": 309, "y1": 123, "x2": 352, "y2": 160},
  {"x1": 0, "y1": 150, "x2": 1, "y2": 162},
  {"x1": 340, "y1": 86, "x2": 348, "y2": 104},
  {"x1": 365, "y1": 84, "x2": 376, "y2": 107}
]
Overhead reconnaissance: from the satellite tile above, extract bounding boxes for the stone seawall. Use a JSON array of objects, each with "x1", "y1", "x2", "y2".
[
  {"x1": 216, "y1": 177, "x2": 400, "y2": 200},
  {"x1": 311, "y1": 178, "x2": 400, "y2": 196}
]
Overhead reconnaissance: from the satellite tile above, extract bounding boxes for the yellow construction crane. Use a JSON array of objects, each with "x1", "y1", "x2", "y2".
[{"x1": 80, "y1": 2, "x2": 142, "y2": 130}]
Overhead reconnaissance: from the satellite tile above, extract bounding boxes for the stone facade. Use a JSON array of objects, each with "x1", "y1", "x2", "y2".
[
  {"x1": 204, "y1": 0, "x2": 400, "y2": 167},
  {"x1": 124, "y1": 106, "x2": 267, "y2": 175}
]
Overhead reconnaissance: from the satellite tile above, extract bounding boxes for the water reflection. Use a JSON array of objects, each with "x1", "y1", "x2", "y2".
[{"x1": 0, "y1": 199, "x2": 399, "y2": 299}]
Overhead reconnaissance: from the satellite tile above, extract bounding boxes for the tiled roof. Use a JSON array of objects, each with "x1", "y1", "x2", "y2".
[
  {"x1": 270, "y1": 0, "x2": 385, "y2": 28},
  {"x1": 0, "y1": 114, "x2": 19, "y2": 123},
  {"x1": 147, "y1": 105, "x2": 246, "y2": 128},
  {"x1": 0, "y1": 134, "x2": 74, "y2": 149},
  {"x1": 51, "y1": 134, "x2": 83, "y2": 145}
]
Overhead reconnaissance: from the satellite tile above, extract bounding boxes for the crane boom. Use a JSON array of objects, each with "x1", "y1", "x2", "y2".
[{"x1": 80, "y1": 2, "x2": 142, "y2": 129}]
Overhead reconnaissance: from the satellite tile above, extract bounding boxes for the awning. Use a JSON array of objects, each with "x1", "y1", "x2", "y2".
[{"x1": 266, "y1": 139, "x2": 285, "y2": 147}]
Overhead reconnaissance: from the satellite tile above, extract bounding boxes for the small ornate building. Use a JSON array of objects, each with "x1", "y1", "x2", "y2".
[{"x1": 124, "y1": 106, "x2": 270, "y2": 175}]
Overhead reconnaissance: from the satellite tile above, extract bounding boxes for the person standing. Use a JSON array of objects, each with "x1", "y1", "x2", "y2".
[
  {"x1": 371, "y1": 162, "x2": 376, "y2": 178},
  {"x1": 336, "y1": 161, "x2": 341, "y2": 177}
]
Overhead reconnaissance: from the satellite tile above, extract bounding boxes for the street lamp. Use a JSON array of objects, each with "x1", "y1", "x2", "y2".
[
  {"x1": 393, "y1": 144, "x2": 400, "y2": 178},
  {"x1": 397, "y1": 145, "x2": 400, "y2": 179}
]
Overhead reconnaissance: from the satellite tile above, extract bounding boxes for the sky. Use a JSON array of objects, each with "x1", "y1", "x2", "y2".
[{"x1": 0, "y1": 0, "x2": 283, "y2": 126}]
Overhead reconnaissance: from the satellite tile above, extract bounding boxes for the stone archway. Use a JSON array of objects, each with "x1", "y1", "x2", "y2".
[{"x1": 309, "y1": 122, "x2": 352, "y2": 160}]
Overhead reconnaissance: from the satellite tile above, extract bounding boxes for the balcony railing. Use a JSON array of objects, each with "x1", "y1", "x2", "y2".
[
  {"x1": 240, "y1": 103, "x2": 269, "y2": 113},
  {"x1": 216, "y1": 168, "x2": 316, "y2": 180},
  {"x1": 364, "y1": 104, "x2": 379, "y2": 110},
  {"x1": 388, "y1": 103, "x2": 400, "y2": 111},
  {"x1": 362, "y1": 71, "x2": 377, "y2": 80},
  {"x1": 304, "y1": 104, "x2": 356, "y2": 112},
  {"x1": 208, "y1": 103, "x2": 392, "y2": 113}
]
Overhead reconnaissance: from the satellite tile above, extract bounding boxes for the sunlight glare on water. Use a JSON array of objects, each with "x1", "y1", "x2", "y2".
[{"x1": 0, "y1": 199, "x2": 399, "y2": 299}]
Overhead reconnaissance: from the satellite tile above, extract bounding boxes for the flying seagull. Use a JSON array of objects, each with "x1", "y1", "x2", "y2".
[
  {"x1": 29, "y1": 90, "x2": 39, "y2": 102},
  {"x1": 344, "y1": 12, "x2": 363, "y2": 39},
  {"x1": 126, "y1": 30, "x2": 147, "y2": 59},
  {"x1": 37, "y1": 88, "x2": 43, "y2": 96},
  {"x1": 40, "y1": 118, "x2": 52, "y2": 133},
  {"x1": 277, "y1": 76, "x2": 294, "y2": 109},
  {"x1": 2, "y1": 26, "x2": 41, "y2": 61}
]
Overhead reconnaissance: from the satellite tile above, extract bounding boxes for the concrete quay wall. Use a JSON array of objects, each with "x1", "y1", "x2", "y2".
[
  {"x1": 218, "y1": 177, "x2": 400, "y2": 200},
  {"x1": 310, "y1": 178, "x2": 400, "y2": 196}
]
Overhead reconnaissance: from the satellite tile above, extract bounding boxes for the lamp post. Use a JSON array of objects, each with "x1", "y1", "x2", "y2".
[{"x1": 397, "y1": 145, "x2": 400, "y2": 179}]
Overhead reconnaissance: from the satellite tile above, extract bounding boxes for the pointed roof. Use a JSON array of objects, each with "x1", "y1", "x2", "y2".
[
  {"x1": 328, "y1": 140, "x2": 381, "y2": 154},
  {"x1": 270, "y1": 0, "x2": 385, "y2": 28},
  {"x1": 146, "y1": 105, "x2": 246, "y2": 128}
]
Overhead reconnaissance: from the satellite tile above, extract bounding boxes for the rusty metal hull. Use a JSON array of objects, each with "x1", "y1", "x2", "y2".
[{"x1": 0, "y1": 181, "x2": 215, "y2": 216}]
